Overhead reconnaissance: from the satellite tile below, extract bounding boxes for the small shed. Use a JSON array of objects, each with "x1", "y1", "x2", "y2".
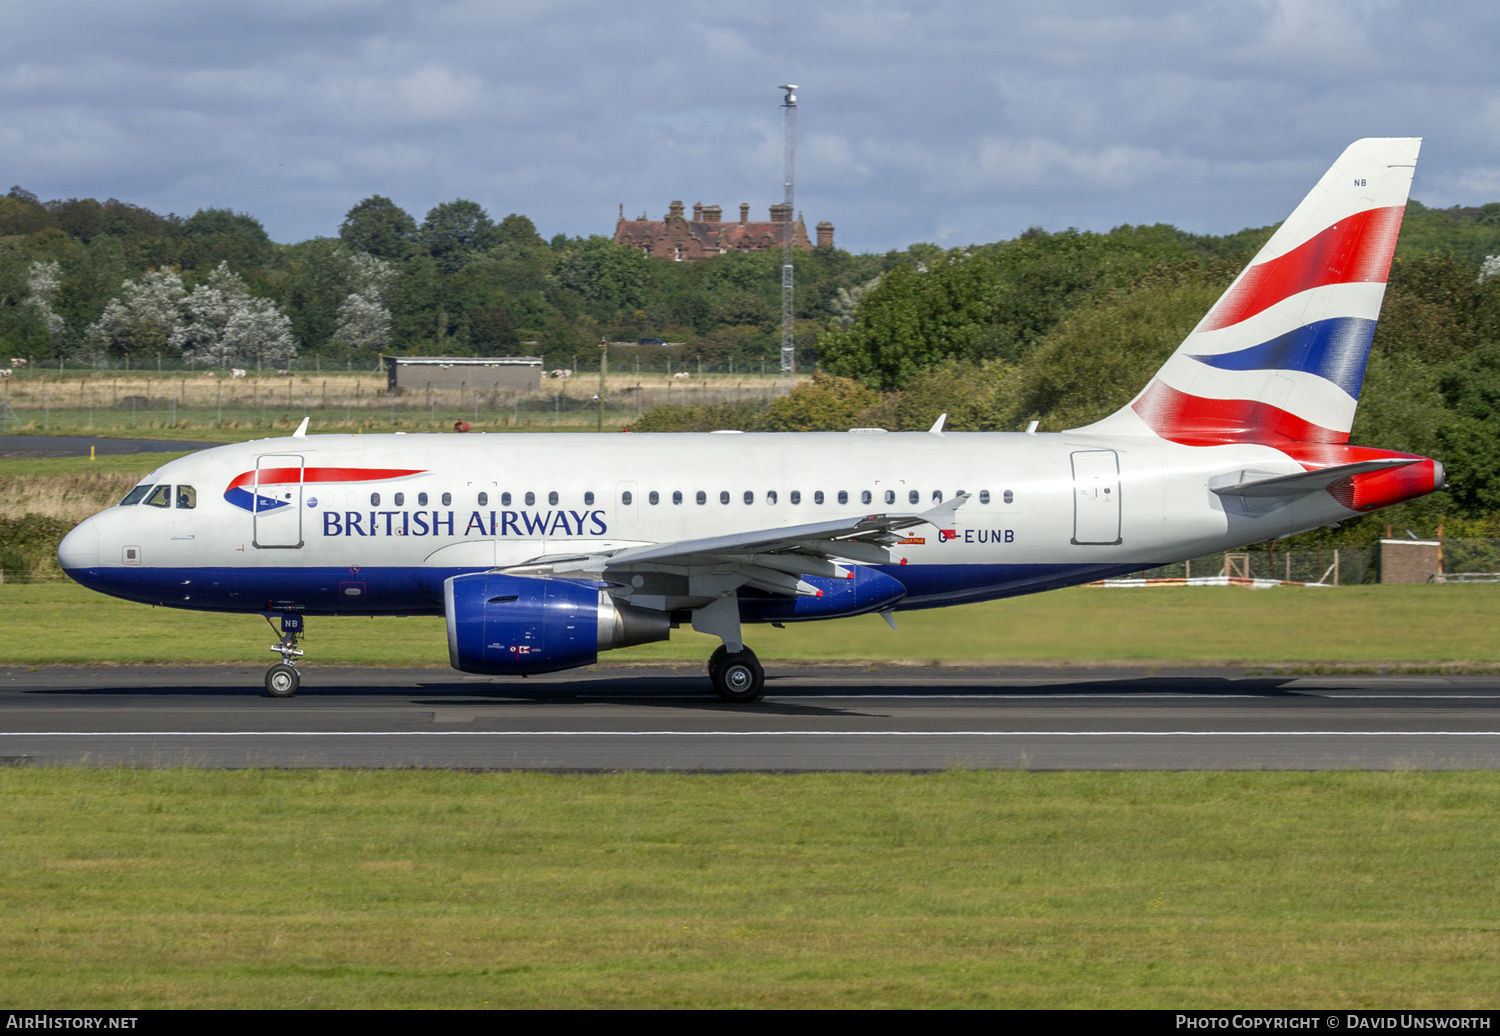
[
  {"x1": 1378, "y1": 539, "x2": 1442, "y2": 584},
  {"x1": 384, "y1": 355, "x2": 543, "y2": 395}
]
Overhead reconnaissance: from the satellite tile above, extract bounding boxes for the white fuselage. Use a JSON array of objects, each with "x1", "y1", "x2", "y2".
[{"x1": 59, "y1": 429, "x2": 1357, "y2": 617}]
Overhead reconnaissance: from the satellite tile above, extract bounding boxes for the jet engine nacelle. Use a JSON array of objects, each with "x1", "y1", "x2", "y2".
[{"x1": 445, "y1": 572, "x2": 669, "y2": 675}]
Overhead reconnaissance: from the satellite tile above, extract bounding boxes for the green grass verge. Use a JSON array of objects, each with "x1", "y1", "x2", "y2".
[
  {"x1": 4, "y1": 580, "x2": 1500, "y2": 667},
  {"x1": 1, "y1": 769, "x2": 1496, "y2": 1008}
]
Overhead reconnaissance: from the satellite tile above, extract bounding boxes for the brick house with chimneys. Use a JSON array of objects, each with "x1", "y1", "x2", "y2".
[{"x1": 613, "y1": 201, "x2": 834, "y2": 261}]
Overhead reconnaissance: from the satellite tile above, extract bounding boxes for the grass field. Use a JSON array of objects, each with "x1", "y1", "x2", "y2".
[
  {"x1": 1, "y1": 769, "x2": 1496, "y2": 1008},
  {"x1": 3, "y1": 579, "x2": 1500, "y2": 668}
]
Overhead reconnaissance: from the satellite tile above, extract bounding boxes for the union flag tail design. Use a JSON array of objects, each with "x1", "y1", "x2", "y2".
[{"x1": 1080, "y1": 138, "x2": 1421, "y2": 447}]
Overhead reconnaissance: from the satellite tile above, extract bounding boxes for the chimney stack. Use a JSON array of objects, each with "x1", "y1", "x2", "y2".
[
  {"x1": 692, "y1": 202, "x2": 703, "y2": 221},
  {"x1": 702, "y1": 205, "x2": 722, "y2": 223},
  {"x1": 769, "y1": 203, "x2": 792, "y2": 223},
  {"x1": 740, "y1": 203, "x2": 750, "y2": 224},
  {"x1": 816, "y1": 221, "x2": 834, "y2": 248},
  {"x1": 668, "y1": 200, "x2": 684, "y2": 220}
]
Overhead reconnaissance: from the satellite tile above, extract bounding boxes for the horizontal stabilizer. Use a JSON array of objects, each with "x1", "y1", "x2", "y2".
[{"x1": 1211, "y1": 458, "x2": 1419, "y2": 498}]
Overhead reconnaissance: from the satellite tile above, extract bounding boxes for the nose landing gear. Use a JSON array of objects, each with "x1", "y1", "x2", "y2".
[{"x1": 264, "y1": 613, "x2": 304, "y2": 698}]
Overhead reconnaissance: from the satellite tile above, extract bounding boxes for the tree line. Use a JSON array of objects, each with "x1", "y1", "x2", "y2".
[{"x1": 0, "y1": 187, "x2": 900, "y2": 371}]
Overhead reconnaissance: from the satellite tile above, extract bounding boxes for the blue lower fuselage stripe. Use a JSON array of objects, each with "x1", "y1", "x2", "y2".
[{"x1": 63, "y1": 561, "x2": 1150, "y2": 617}]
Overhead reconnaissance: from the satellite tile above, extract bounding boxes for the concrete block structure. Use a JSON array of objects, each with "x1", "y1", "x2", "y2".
[
  {"x1": 1379, "y1": 539, "x2": 1442, "y2": 583},
  {"x1": 384, "y1": 356, "x2": 543, "y2": 395}
]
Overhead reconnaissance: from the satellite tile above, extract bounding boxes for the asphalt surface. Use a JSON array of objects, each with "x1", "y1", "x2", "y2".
[
  {"x1": 2, "y1": 664, "x2": 1498, "y2": 770},
  {"x1": 0, "y1": 434, "x2": 224, "y2": 458}
]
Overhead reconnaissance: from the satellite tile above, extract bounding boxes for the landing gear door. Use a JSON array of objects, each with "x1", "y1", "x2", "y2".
[
  {"x1": 1071, "y1": 450, "x2": 1121, "y2": 545},
  {"x1": 254, "y1": 454, "x2": 304, "y2": 549}
]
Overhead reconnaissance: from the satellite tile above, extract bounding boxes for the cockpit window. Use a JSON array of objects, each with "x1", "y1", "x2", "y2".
[
  {"x1": 143, "y1": 485, "x2": 172, "y2": 508},
  {"x1": 119, "y1": 484, "x2": 153, "y2": 506},
  {"x1": 175, "y1": 485, "x2": 197, "y2": 509}
]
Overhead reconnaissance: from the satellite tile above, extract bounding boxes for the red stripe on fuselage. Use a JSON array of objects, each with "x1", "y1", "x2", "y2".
[
  {"x1": 226, "y1": 467, "x2": 425, "y2": 490},
  {"x1": 1199, "y1": 206, "x2": 1405, "y2": 332}
]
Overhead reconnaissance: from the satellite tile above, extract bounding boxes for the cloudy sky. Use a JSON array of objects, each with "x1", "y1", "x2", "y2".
[{"x1": 4, "y1": 0, "x2": 1498, "y2": 251}]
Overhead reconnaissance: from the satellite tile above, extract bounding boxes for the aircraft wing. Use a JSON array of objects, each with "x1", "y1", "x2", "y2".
[{"x1": 520, "y1": 494, "x2": 968, "y2": 596}]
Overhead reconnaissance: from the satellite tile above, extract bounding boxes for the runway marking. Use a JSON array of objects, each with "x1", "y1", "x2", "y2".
[
  {"x1": 1311, "y1": 694, "x2": 1500, "y2": 699},
  {"x1": 761, "y1": 693, "x2": 1274, "y2": 700},
  {"x1": 6, "y1": 730, "x2": 1500, "y2": 737}
]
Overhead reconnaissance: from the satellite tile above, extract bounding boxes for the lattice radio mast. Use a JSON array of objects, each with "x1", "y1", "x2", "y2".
[{"x1": 778, "y1": 84, "x2": 798, "y2": 388}]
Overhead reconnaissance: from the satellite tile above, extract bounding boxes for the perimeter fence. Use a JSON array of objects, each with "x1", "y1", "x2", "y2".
[
  {"x1": 0, "y1": 370, "x2": 793, "y2": 434},
  {"x1": 1134, "y1": 548, "x2": 1375, "y2": 586}
]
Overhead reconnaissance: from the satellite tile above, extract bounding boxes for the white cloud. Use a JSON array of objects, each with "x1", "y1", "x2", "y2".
[{"x1": 1, "y1": 0, "x2": 1498, "y2": 248}]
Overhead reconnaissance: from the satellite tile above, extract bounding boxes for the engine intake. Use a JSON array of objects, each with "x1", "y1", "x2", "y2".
[{"x1": 445, "y1": 572, "x2": 669, "y2": 675}]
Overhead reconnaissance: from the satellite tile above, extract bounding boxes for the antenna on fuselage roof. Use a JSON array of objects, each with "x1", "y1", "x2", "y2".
[{"x1": 293, "y1": 417, "x2": 309, "y2": 438}]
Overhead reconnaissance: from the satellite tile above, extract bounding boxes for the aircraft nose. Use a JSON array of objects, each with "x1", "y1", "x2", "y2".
[{"x1": 58, "y1": 517, "x2": 100, "y2": 573}]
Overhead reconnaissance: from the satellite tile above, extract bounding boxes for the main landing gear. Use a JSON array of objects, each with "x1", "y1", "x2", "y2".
[
  {"x1": 265, "y1": 613, "x2": 304, "y2": 698},
  {"x1": 707, "y1": 644, "x2": 765, "y2": 703}
]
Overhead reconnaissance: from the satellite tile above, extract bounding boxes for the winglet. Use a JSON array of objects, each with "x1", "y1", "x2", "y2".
[
  {"x1": 928, "y1": 413, "x2": 947, "y2": 435},
  {"x1": 293, "y1": 417, "x2": 310, "y2": 438}
]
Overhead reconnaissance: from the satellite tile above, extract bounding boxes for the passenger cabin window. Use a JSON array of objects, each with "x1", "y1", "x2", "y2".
[
  {"x1": 696, "y1": 490, "x2": 706, "y2": 505},
  {"x1": 719, "y1": 491, "x2": 730, "y2": 505},
  {"x1": 979, "y1": 490, "x2": 991, "y2": 505},
  {"x1": 885, "y1": 490, "x2": 896, "y2": 505},
  {"x1": 120, "y1": 485, "x2": 152, "y2": 506},
  {"x1": 548, "y1": 491, "x2": 558, "y2": 506},
  {"x1": 814, "y1": 491, "x2": 825, "y2": 505},
  {"x1": 767, "y1": 490, "x2": 778, "y2": 504},
  {"x1": 743, "y1": 491, "x2": 754, "y2": 505},
  {"x1": 673, "y1": 491, "x2": 683, "y2": 505},
  {"x1": 861, "y1": 490, "x2": 871, "y2": 505},
  {"x1": 501, "y1": 492, "x2": 512, "y2": 507},
  {"x1": 370, "y1": 492, "x2": 381, "y2": 506},
  {"x1": 837, "y1": 490, "x2": 848, "y2": 505},
  {"x1": 648, "y1": 491, "x2": 660, "y2": 505},
  {"x1": 621, "y1": 490, "x2": 633, "y2": 506},
  {"x1": 790, "y1": 490, "x2": 801, "y2": 504},
  {"x1": 394, "y1": 492, "x2": 405, "y2": 506},
  {"x1": 932, "y1": 490, "x2": 943, "y2": 503},
  {"x1": 442, "y1": 492, "x2": 452, "y2": 507},
  {"x1": 584, "y1": 491, "x2": 594, "y2": 506},
  {"x1": 525, "y1": 492, "x2": 535, "y2": 506},
  {"x1": 144, "y1": 485, "x2": 171, "y2": 508},
  {"x1": 908, "y1": 490, "x2": 919, "y2": 504},
  {"x1": 1003, "y1": 490, "x2": 1013, "y2": 504},
  {"x1": 418, "y1": 492, "x2": 428, "y2": 506},
  {"x1": 478, "y1": 492, "x2": 488, "y2": 506},
  {"x1": 175, "y1": 486, "x2": 196, "y2": 509}
]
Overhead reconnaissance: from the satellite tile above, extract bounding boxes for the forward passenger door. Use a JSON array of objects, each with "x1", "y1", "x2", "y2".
[{"x1": 253, "y1": 454, "x2": 304, "y2": 549}]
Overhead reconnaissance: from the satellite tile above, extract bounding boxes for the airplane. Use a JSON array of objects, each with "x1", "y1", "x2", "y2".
[{"x1": 57, "y1": 138, "x2": 1442, "y2": 702}]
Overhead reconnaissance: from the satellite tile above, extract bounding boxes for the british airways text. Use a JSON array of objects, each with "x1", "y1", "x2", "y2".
[{"x1": 322, "y1": 510, "x2": 609, "y2": 537}]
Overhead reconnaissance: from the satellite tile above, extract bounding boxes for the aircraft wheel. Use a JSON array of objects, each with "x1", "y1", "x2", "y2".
[
  {"x1": 712, "y1": 649, "x2": 764, "y2": 704},
  {"x1": 266, "y1": 663, "x2": 300, "y2": 698}
]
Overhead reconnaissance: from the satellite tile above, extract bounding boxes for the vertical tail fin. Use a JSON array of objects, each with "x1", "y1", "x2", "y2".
[{"x1": 1080, "y1": 137, "x2": 1420, "y2": 444}]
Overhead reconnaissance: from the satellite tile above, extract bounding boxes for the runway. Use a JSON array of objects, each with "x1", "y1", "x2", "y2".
[
  {"x1": 3, "y1": 664, "x2": 1499, "y2": 770},
  {"x1": 0, "y1": 434, "x2": 224, "y2": 458}
]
